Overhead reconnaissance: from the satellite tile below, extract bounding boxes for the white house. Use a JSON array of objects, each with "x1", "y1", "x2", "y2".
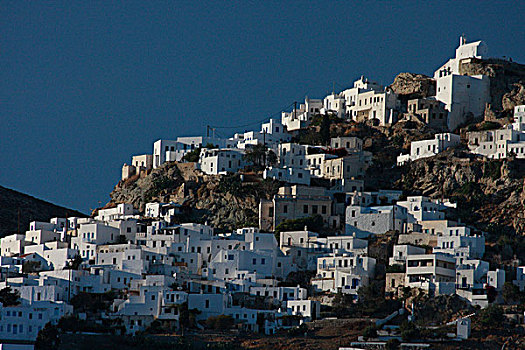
[
  {"x1": 433, "y1": 36, "x2": 491, "y2": 130},
  {"x1": 397, "y1": 196, "x2": 455, "y2": 223},
  {"x1": 312, "y1": 254, "x2": 376, "y2": 296},
  {"x1": 0, "y1": 301, "x2": 72, "y2": 342},
  {"x1": 397, "y1": 133, "x2": 461, "y2": 165},
  {"x1": 1, "y1": 235, "x2": 27, "y2": 257},
  {"x1": 198, "y1": 148, "x2": 245, "y2": 175},
  {"x1": 513, "y1": 266, "x2": 525, "y2": 291},
  {"x1": 345, "y1": 204, "x2": 408, "y2": 238},
  {"x1": 71, "y1": 222, "x2": 120, "y2": 261},
  {"x1": 96, "y1": 203, "x2": 136, "y2": 221},
  {"x1": 330, "y1": 136, "x2": 363, "y2": 152},
  {"x1": 389, "y1": 245, "x2": 426, "y2": 266},
  {"x1": 286, "y1": 300, "x2": 320, "y2": 321},
  {"x1": 348, "y1": 89, "x2": 400, "y2": 125},
  {"x1": 405, "y1": 253, "x2": 456, "y2": 294},
  {"x1": 341, "y1": 76, "x2": 383, "y2": 116},
  {"x1": 263, "y1": 167, "x2": 310, "y2": 185},
  {"x1": 467, "y1": 106, "x2": 525, "y2": 159},
  {"x1": 281, "y1": 98, "x2": 323, "y2": 131},
  {"x1": 153, "y1": 136, "x2": 227, "y2": 168}
]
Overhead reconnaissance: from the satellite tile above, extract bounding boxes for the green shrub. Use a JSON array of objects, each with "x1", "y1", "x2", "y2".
[
  {"x1": 362, "y1": 325, "x2": 377, "y2": 339},
  {"x1": 483, "y1": 160, "x2": 501, "y2": 180},
  {"x1": 479, "y1": 305, "x2": 504, "y2": 327},
  {"x1": 145, "y1": 175, "x2": 179, "y2": 201},
  {"x1": 0, "y1": 287, "x2": 20, "y2": 306},
  {"x1": 287, "y1": 323, "x2": 308, "y2": 337},
  {"x1": 479, "y1": 121, "x2": 501, "y2": 131},
  {"x1": 400, "y1": 321, "x2": 420, "y2": 341},
  {"x1": 386, "y1": 338, "x2": 400, "y2": 350},
  {"x1": 183, "y1": 147, "x2": 201, "y2": 162}
]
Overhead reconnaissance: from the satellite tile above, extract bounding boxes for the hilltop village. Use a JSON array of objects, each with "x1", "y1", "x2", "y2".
[{"x1": 2, "y1": 36, "x2": 525, "y2": 349}]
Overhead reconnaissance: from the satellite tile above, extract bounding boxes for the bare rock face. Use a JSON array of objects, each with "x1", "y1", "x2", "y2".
[
  {"x1": 502, "y1": 83, "x2": 525, "y2": 111},
  {"x1": 389, "y1": 72, "x2": 436, "y2": 101},
  {"x1": 396, "y1": 149, "x2": 525, "y2": 235},
  {"x1": 460, "y1": 58, "x2": 525, "y2": 113},
  {"x1": 107, "y1": 162, "x2": 280, "y2": 231},
  {"x1": 109, "y1": 162, "x2": 185, "y2": 212}
]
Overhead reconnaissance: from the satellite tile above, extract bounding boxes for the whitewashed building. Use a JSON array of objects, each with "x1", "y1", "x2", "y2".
[
  {"x1": 198, "y1": 148, "x2": 245, "y2": 175},
  {"x1": 0, "y1": 301, "x2": 72, "y2": 341},
  {"x1": 433, "y1": 36, "x2": 491, "y2": 131},
  {"x1": 263, "y1": 167, "x2": 310, "y2": 185},
  {"x1": 345, "y1": 204, "x2": 408, "y2": 238},
  {"x1": 467, "y1": 105, "x2": 525, "y2": 159},
  {"x1": 397, "y1": 133, "x2": 460, "y2": 165}
]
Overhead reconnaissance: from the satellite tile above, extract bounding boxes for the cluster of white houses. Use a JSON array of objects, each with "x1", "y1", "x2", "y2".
[
  {"x1": 3, "y1": 36, "x2": 524, "y2": 343},
  {"x1": 2, "y1": 187, "x2": 524, "y2": 342},
  {"x1": 122, "y1": 36, "x2": 500, "y2": 180},
  {"x1": 0, "y1": 209, "x2": 325, "y2": 340},
  {"x1": 397, "y1": 104, "x2": 525, "y2": 165}
]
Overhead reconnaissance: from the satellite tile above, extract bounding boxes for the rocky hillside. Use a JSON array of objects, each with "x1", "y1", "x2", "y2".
[
  {"x1": 460, "y1": 58, "x2": 525, "y2": 115},
  {"x1": 106, "y1": 62, "x2": 525, "y2": 237},
  {"x1": 395, "y1": 148, "x2": 525, "y2": 238},
  {"x1": 0, "y1": 186, "x2": 85, "y2": 237},
  {"x1": 107, "y1": 162, "x2": 281, "y2": 231}
]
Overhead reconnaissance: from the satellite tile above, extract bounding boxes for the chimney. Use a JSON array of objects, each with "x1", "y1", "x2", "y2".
[{"x1": 460, "y1": 35, "x2": 466, "y2": 46}]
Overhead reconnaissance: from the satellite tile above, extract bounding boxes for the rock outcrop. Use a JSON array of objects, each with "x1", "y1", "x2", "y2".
[
  {"x1": 396, "y1": 148, "x2": 525, "y2": 235},
  {"x1": 107, "y1": 162, "x2": 281, "y2": 230},
  {"x1": 389, "y1": 72, "x2": 436, "y2": 102},
  {"x1": 460, "y1": 58, "x2": 525, "y2": 114}
]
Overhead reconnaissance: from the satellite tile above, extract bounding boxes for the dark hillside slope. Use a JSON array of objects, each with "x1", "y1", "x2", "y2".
[{"x1": 0, "y1": 185, "x2": 86, "y2": 237}]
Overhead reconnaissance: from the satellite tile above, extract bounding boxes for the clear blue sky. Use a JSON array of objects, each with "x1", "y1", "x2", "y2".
[{"x1": 1, "y1": 1, "x2": 524, "y2": 213}]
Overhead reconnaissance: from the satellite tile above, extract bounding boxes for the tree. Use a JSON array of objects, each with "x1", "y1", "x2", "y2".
[
  {"x1": 485, "y1": 285, "x2": 497, "y2": 303},
  {"x1": 66, "y1": 254, "x2": 83, "y2": 270},
  {"x1": 0, "y1": 287, "x2": 20, "y2": 306},
  {"x1": 386, "y1": 338, "x2": 400, "y2": 350},
  {"x1": 22, "y1": 260, "x2": 41, "y2": 273},
  {"x1": 279, "y1": 270, "x2": 317, "y2": 289},
  {"x1": 287, "y1": 323, "x2": 308, "y2": 337},
  {"x1": 35, "y1": 323, "x2": 60, "y2": 350},
  {"x1": 145, "y1": 319, "x2": 164, "y2": 334},
  {"x1": 400, "y1": 321, "x2": 420, "y2": 341},
  {"x1": 319, "y1": 115, "x2": 331, "y2": 145},
  {"x1": 362, "y1": 325, "x2": 377, "y2": 340},
  {"x1": 479, "y1": 305, "x2": 504, "y2": 327},
  {"x1": 502, "y1": 282, "x2": 524, "y2": 304},
  {"x1": 243, "y1": 144, "x2": 267, "y2": 168},
  {"x1": 267, "y1": 150, "x2": 278, "y2": 167},
  {"x1": 182, "y1": 147, "x2": 201, "y2": 162},
  {"x1": 70, "y1": 291, "x2": 116, "y2": 313},
  {"x1": 177, "y1": 302, "x2": 201, "y2": 329},
  {"x1": 357, "y1": 281, "x2": 382, "y2": 303}
]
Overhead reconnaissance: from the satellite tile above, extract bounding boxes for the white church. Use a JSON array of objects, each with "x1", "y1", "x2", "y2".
[{"x1": 433, "y1": 36, "x2": 491, "y2": 131}]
